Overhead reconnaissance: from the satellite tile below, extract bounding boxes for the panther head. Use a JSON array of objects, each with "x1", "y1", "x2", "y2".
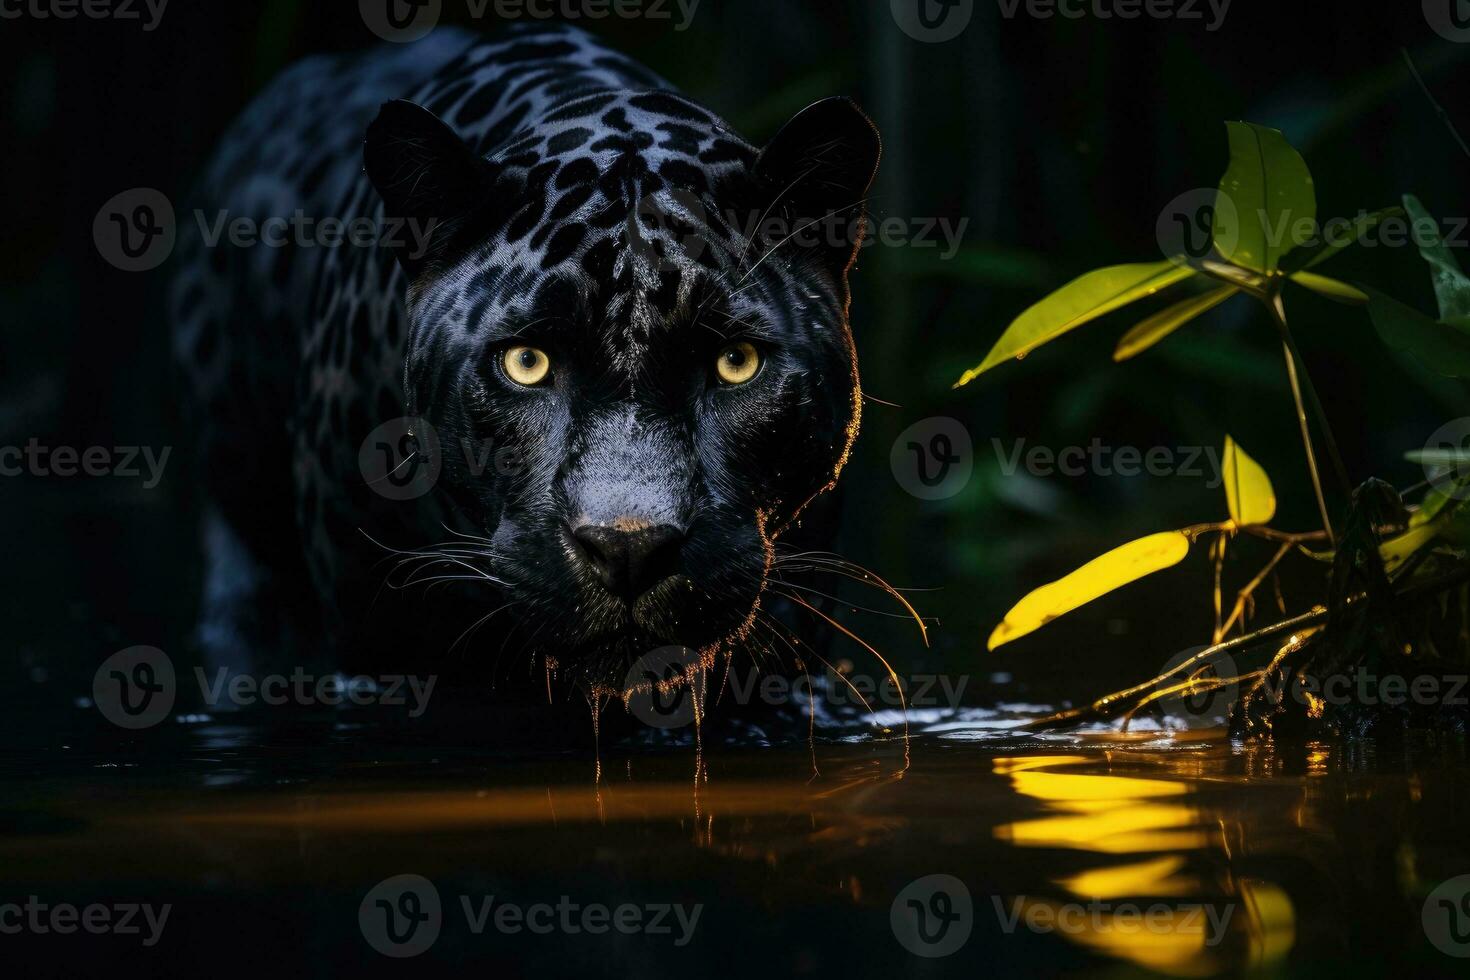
[{"x1": 364, "y1": 92, "x2": 880, "y2": 682}]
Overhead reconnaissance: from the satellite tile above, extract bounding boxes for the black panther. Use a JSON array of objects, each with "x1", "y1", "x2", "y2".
[{"x1": 170, "y1": 23, "x2": 880, "y2": 706}]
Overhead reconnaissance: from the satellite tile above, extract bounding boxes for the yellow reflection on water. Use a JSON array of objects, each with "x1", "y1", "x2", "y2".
[
  {"x1": 993, "y1": 754, "x2": 1295, "y2": 977},
  {"x1": 1011, "y1": 896, "x2": 1225, "y2": 977},
  {"x1": 994, "y1": 757, "x2": 1210, "y2": 855},
  {"x1": 1056, "y1": 855, "x2": 1198, "y2": 900},
  {"x1": 1238, "y1": 878, "x2": 1295, "y2": 969}
]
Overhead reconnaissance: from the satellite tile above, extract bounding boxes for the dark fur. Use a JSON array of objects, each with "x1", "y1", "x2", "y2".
[{"x1": 171, "y1": 24, "x2": 879, "y2": 696}]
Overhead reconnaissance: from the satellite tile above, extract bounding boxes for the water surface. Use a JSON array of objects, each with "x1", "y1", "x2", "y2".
[{"x1": 5, "y1": 707, "x2": 1468, "y2": 977}]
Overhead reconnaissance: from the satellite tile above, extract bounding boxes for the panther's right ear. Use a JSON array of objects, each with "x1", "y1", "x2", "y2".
[
  {"x1": 753, "y1": 97, "x2": 881, "y2": 277},
  {"x1": 364, "y1": 99, "x2": 497, "y2": 277}
]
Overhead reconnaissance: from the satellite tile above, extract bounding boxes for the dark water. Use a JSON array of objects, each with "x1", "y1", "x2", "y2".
[{"x1": 5, "y1": 705, "x2": 1470, "y2": 978}]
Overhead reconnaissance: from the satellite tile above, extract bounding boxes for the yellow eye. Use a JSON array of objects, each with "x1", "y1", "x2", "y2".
[
  {"x1": 715, "y1": 341, "x2": 761, "y2": 385},
  {"x1": 502, "y1": 346, "x2": 551, "y2": 386}
]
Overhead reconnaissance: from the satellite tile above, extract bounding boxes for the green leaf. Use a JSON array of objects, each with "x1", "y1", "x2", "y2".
[
  {"x1": 1113, "y1": 285, "x2": 1239, "y2": 362},
  {"x1": 1222, "y1": 436, "x2": 1276, "y2": 527},
  {"x1": 1403, "y1": 194, "x2": 1470, "y2": 319},
  {"x1": 954, "y1": 260, "x2": 1196, "y2": 387},
  {"x1": 1366, "y1": 288, "x2": 1470, "y2": 378},
  {"x1": 1288, "y1": 271, "x2": 1368, "y2": 305},
  {"x1": 1411, "y1": 486, "x2": 1461, "y2": 527},
  {"x1": 988, "y1": 531, "x2": 1191, "y2": 650},
  {"x1": 1215, "y1": 121, "x2": 1316, "y2": 275},
  {"x1": 1405, "y1": 447, "x2": 1470, "y2": 468}
]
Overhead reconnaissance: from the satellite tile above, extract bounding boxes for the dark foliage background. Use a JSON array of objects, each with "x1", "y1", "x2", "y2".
[{"x1": 2, "y1": 0, "x2": 1467, "y2": 713}]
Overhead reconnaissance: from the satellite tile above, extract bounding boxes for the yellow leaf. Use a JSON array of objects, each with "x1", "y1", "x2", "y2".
[
  {"x1": 1379, "y1": 522, "x2": 1440, "y2": 571},
  {"x1": 1113, "y1": 285, "x2": 1239, "y2": 362},
  {"x1": 1289, "y1": 271, "x2": 1368, "y2": 305},
  {"x1": 988, "y1": 531, "x2": 1191, "y2": 650},
  {"x1": 954, "y1": 260, "x2": 1196, "y2": 387},
  {"x1": 1300, "y1": 505, "x2": 1451, "y2": 570},
  {"x1": 1223, "y1": 436, "x2": 1276, "y2": 526}
]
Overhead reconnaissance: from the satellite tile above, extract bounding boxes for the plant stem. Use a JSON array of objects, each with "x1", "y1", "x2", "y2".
[
  {"x1": 1021, "y1": 562, "x2": 1470, "y2": 730},
  {"x1": 1278, "y1": 338, "x2": 1335, "y2": 543},
  {"x1": 1266, "y1": 290, "x2": 1350, "y2": 544},
  {"x1": 1220, "y1": 540, "x2": 1293, "y2": 637},
  {"x1": 1402, "y1": 48, "x2": 1470, "y2": 160},
  {"x1": 1272, "y1": 295, "x2": 1352, "y2": 494}
]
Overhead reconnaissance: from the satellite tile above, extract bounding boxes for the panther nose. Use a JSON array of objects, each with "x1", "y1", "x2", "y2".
[{"x1": 570, "y1": 524, "x2": 685, "y2": 599}]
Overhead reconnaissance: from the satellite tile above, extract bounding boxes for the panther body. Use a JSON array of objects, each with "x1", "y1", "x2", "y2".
[{"x1": 171, "y1": 24, "x2": 879, "y2": 695}]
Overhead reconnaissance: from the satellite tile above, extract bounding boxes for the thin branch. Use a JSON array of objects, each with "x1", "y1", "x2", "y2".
[
  {"x1": 1211, "y1": 532, "x2": 1228, "y2": 644},
  {"x1": 1402, "y1": 47, "x2": 1470, "y2": 160},
  {"x1": 1021, "y1": 562, "x2": 1470, "y2": 730},
  {"x1": 1267, "y1": 291, "x2": 1347, "y2": 543},
  {"x1": 1220, "y1": 541, "x2": 1293, "y2": 637}
]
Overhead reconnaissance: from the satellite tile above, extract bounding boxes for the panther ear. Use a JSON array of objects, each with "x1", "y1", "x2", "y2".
[
  {"x1": 364, "y1": 99, "x2": 497, "y2": 277},
  {"x1": 753, "y1": 97, "x2": 881, "y2": 276}
]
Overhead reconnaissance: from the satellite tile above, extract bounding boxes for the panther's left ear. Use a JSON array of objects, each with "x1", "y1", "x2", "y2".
[
  {"x1": 364, "y1": 99, "x2": 498, "y2": 278},
  {"x1": 753, "y1": 97, "x2": 881, "y2": 276}
]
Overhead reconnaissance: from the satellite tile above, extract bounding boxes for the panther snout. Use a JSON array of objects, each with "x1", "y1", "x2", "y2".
[{"x1": 569, "y1": 523, "x2": 686, "y2": 601}]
